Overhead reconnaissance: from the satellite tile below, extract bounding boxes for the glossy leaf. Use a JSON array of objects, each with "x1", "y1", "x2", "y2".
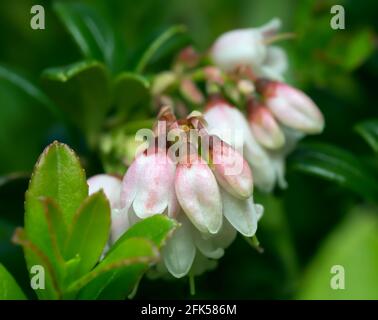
[
  {"x1": 77, "y1": 215, "x2": 177, "y2": 299},
  {"x1": 290, "y1": 142, "x2": 378, "y2": 201},
  {"x1": 42, "y1": 60, "x2": 111, "y2": 147},
  {"x1": 355, "y1": 119, "x2": 378, "y2": 153},
  {"x1": 24, "y1": 141, "x2": 88, "y2": 291},
  {"x1": 64, "y1": 191, "x2": 111, "y2": 278},
  {"x1": 297, "y1": 207, "x2": 378, "y2": 299},
  {"x1": 40, "y1": 198, "x2": 68, "y2": 261},
  {"x1": 12, "y1": 228, "x2": 61, "y2": 300},
  {"x1": 0, "y1": 263, "x2": 27, "y2": 300},
  {"x1": 70, "y1": 238, "x2": 159, "y2": 299},
  {"x1": 109, "y1": 215, "x2": 178, "y2": 255}
]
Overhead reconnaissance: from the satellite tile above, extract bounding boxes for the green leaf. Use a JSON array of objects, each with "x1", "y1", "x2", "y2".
[
  {"x1": 297, "y1": 206, "x2": 378, "y2": 299},
  {"x1": 355, "y1": 119, "x2": 378, "y2": 153},
  {"x1": 70, "y1": 238, "x2": 159, "y2": 299},
  {"x1": 24, "y1": 141, "x2": 88, "y2": 292},
  {"x1": 0, "y1": 263, "x2": 27, "y2": 300},
  {"x1": 12, "y1": 228, "x2": 61, "y2": 300},
  {"x1": 78, "y1": 215, "x2": 177, "y2": 299},
  {"x1": 113, "y1": 72, "x2": 151, "y2": 120},
  {"x1": 42, "y1": 60, "x2": 111, "y2": 148},
  {"x1": 64, "y1": 191, "x2": 111, "y2": 278},
  {"x1": 109, "y1": 215, "x2": 178, "y2": 255},
  {"x1": 0, "y1": 66, "x2": 57, "y2": 174},
  {"x1": 290, "y1": 142, "x2": 378, "y2": 201},
  {"x1": 135, "y1": 25, "x2": 189, "y2": 73},
  {"x1": 40, "y1": 198, "x2": 68, "y2": 263},
  {"x1": 53, "y1": 2, "x2": 124, "y2": 72}
]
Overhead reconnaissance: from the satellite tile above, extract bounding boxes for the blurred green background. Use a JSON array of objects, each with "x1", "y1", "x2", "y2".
[{"x1": 0, "y1": 0, "x2": 377, "y2": 299}]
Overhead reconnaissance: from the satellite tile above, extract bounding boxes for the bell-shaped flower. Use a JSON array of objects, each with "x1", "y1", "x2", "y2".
[
  {"x1": 207, "y1": 135, "x2": 253, "y2": 199},
  {"x1": 247, "y1": 97, "x2": 285, "y2": 149},
  {"x1": 257, "y1": 79, "x2": 325, "y2": 134},
  {"x1": 175, "y1": 151, "x2": 223, "y2": 235},
  {"x1": 204, "y1": 96, "x2": 276, "y2": 192},
  {"x1": 211, "y1": 18, "x2": 286, "y2": 80},
  {"x1": 114, "y1": 109, "x2": 265, "y2": 279},
  {"x1": 220, "y1": 187, "x2": 260, "y2": 237},
  {"x1": 120, "y1": 148, "x2": 177, "y2": 219}
]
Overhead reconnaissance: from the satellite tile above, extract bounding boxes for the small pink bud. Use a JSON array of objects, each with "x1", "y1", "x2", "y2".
[
  {"x1": 247, "y1": 98, "x2": 285, "y2": 149},
  {"x1": 120, "y1": 151, "x2": 177, "y2": 219},
  {"x1": 210, "y1": 135, "x2": 253, "y2": 199},
  {"x1": 257, "y1": 80, "x2": 325, "y2": 134},
  {"x1": 204, "y1": 96, "x2": 276, "y2": 192},
  {"x1": 175, "y1": 154, "x2": 222, "y2": 235}
]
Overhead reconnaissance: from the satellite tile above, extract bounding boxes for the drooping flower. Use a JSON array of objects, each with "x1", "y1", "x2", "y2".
[
  {"x1": 256, "y1": 79, "x2": 325, "y2": 134},
  {"x1": 247, "y1": 97, "x2": 285, "y2": 150},
  {"x1": 211, "y1": 18, "x2": 288, "y2": 80},
  {"x1": 106, "y1": 108, "x2": 264, "y2": 278},
  {"x1": 204, "y1": 95, "x2": 277, "y2": 192}
]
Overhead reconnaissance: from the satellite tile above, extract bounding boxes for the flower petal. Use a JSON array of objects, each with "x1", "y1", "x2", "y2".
[
  {"x1": 87, "y1": 174, "x2": 122, "y2": 208},
  {"x1": 193, "y1": 217, "x2": 236, "y2": 259},
  {"x1": 248, "y1": 103, "x2": 285, "y2": 150},
  {"x1": 211, "y1": 136, "x2": 253, "y2": 199},
  {"x1": 130, "y1": 152, "x2": 176, "y2": 218},
  {"x1": 221, "y1": 188, "x2": 258, "y2": 237},
  {"x1": 262, "y1": 46, "x2": 288, "y2": 78},
  {"x1": 162, "y1": 215, "x2": 196, "y2": 278},
  {"x1": 110, "y1": 207, "x2": 130, "y2": 244},
  {"x1": 211, "y1": 28, "x2": 266, "y2": 71},
  {"x1": 266, "y1": 83, "x2": 325, "y2": 134},
  {"x1": 204, "y1": 101, "x2": 276, "y2": 192},
  {"x1": 175, "y1": 155, "x2": 223, "y2": 234}
]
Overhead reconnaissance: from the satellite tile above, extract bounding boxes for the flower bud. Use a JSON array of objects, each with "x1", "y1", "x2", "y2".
[
  {"x1": 204, "y1": 97, "x2": 276, "y2": 192},
  {"x1": 247, "y1": 98, "x2": 285, "y2": 149},
  {"x1": 175, "y1": 153, "x2": 222, "y2": 235},
  {"x1": 209, "y1": 135, "x2": 253, "y2": 199},
  {"x1": 120, "y1": 151, "x2": 177, "y2": 219},
  {"x1": 257, "y1": 80, "x2": 325, "y2": 134}
]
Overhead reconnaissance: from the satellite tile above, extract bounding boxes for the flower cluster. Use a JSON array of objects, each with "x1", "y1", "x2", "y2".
[
  {"x1": 204, "y1": 18, "x2": 324, "y2": 191},
  {"x1": 88, "y1": 108, "x2": 263, "y2": 278},
  {"x1": 91, "y1": 18, "x2": 325, "y2": 279}
]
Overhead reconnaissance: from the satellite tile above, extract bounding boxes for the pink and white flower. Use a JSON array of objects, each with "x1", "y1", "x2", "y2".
[
  {"x1": 204, "y1": 96, "x2": 277, "y2": 192},
  {"x1": 211, "y1": 18, "x2": 288, "y2": 80},
  {"x1": 256, "y1": 79, "x2": 325, "y2": 134},
  {"x1": 99, "y1": 110, "x2": 264, "y2": 278}
]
